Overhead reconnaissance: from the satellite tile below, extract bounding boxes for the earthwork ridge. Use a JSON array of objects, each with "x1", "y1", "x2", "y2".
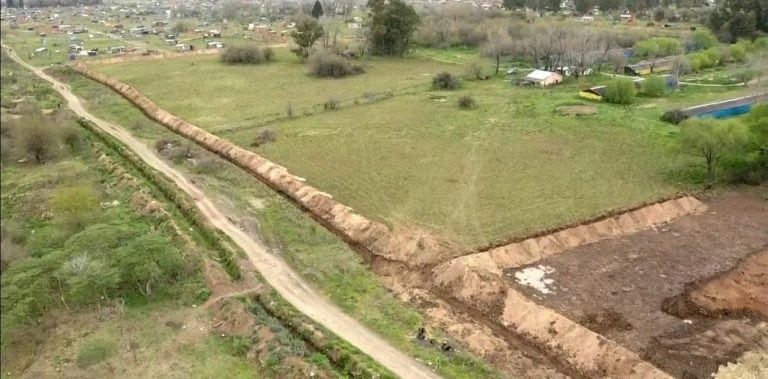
[{"x1": 73, "y1": 62, "x2": 704, "y2": 378}]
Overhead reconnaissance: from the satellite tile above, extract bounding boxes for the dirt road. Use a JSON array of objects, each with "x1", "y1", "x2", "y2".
[{"x1": 2, "y1": 43, "x2": 440, "y2": 379}]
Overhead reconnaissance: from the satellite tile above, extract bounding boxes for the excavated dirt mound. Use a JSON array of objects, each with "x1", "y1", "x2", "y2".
[
  {"x1": 485, "y1": 196, "x2": 707, "y2": 270},
  {"x1": 691, "y1": 251, "x2": 768, "y2": 318},
  {"x1": 556, "y1": 105, "x2": 597, "y2": 116},
  {"x1": 508, "y1": 190, "x2": 768, "y2": 378},
  {"x1": 663, "y1": 251, "x2": 768, "y2": 320}
]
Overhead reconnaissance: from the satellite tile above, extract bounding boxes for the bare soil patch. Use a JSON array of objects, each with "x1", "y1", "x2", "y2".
[
  {"x1": 555, "y1": 105, "x2": 597, "y2": 116},
  {"x1": 506, "y1": 189, "x2": 768, "y2": 378},
  {"x1": 663, "y1": 250, "x2": 768, "y2": 319}
]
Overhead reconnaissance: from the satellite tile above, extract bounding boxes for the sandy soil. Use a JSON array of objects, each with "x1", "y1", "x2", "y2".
[{"x1": 507, "y1": 189, "x2": 768, "y2": 378}]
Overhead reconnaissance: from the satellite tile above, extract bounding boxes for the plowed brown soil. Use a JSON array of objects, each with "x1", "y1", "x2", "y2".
[{"x1": 508, "y1": 189, "x2": 768, "y2": 378}]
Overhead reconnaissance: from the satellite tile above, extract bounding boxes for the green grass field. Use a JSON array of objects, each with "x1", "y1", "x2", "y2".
[
  {"x1": 49, "y1": 64, "x2": 503, "y2": 378},
  {"x1": 95, "y1": 49, "x2": 460, "y2": 131},
  {"x1": 89, "y1": 52, "x2": 755, "y2": 248}
]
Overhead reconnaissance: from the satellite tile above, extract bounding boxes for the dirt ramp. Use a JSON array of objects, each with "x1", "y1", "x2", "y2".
[
  {"x1": 485, "y1": 196, "x2": 706, "y2": 269},
  {"x1": 72, "y1": 63, "x2": 459, "y2": 267},
  {"x1": 692, "y1": 251, "x2": 768, "y2": 318},
  {"x1": 665, "y1": 250, "x2": 768, "y2": 319}
]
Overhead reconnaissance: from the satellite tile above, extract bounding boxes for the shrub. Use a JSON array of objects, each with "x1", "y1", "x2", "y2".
[
  {"x1": 661, "y1": 109, "x2": 689, "y2": 125},
  {"x1": 642, "y1": 76, "x2": 667, "y2": 97},
  {"x1": 262, "y1": 47, "x2": 275, "y2": 61},
  {"x1": 61, "y1": 125, "x2": 83, "y2": 153},
  {"x1": 154, "y1": 139, "x2": 172, "y2": 152},
  {"x1": 464, "y1": 60, "x2": 488, "y2": 80},
  {"x1": 19, "y1": 113, "x2": 57, "y2": 164},
  {"x1": 77, "y1": 337, "x2": 116, "y2": 368},
  {"x1": 603, "y1": 78, "x2": 636, "y2": 105},
  {"x1": 167, "y1": 144, "x2": 191, "y2": 162},
  {"x1": 251, "y1": 128, "x2": 277, "y2": 147},
  {"x1": 457, "y1": 95, "x2": 477, "y2": 109},
  {"x1": 323, "y1": 98, "x2": 339, "y2": 111},
  {"x1": 432, "y1": 72, "x2": 460, "y2": 90},
  {"x1": 192, "y1": 156, "x2": 220, "y2": 174},
  {"x1": 308, "y1": 53, "x2": 365, "y2": 78},
  {"x1": 692, "y1": 31, "x2": 718, "y2": 50},
  {"x1": 221, "y1": 44, "x2": 274, "y2": 64}
]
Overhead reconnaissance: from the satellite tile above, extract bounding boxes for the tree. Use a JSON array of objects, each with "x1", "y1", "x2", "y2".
[
  {"x1": 20, "y1": 112, "x2": 57, "y2": 164},
  {"x1": 728, "y1": 11, "x2": 758, "y2": 41},
  {"x1": 604, "y1": 78, "x2": 636, "y2": 104},
  {"x1": 368, "y1": 0, "x2": 419, "y2": 56},
  {"x1": 735, "y1": 69, "x2": 755, "y2": 86},
  {"x1": 50, "y1": 185, "x2": 98, "y2": 232},
  {"x1": 634, "y1": 39, "x2": 660, "y2": 72},
  {"x1": 746, "y1": 103, "x2": 768, "y2": 150},
  {"x1": 482, "y1": 28, "x2": 513, "y2": 75},
  {"x1": 311, "y1": 0, "x2": 324, "y2": 19},
  {"x1": 171, "y1": 21, "x2": 191, "y2": 34},
  {"x1": 598, "y1": 0, "x2": 622, "y2": 11},
  {"x1": 574, "y1": 0, "x2": 595, "y2": 14},
  {"x1": 502, "y1": 0, "x2": 526, "y2": 9},
  {"x1": 679, "y1": 118, "x2": 750, "y2": 182},
  {"x1": 291, "y1": 17, "x2": 324, "y2": 58}
]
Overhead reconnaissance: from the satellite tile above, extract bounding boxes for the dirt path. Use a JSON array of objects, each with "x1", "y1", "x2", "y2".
[{"x1": 2, "y1": 43, "x2": 440, "y2": 379}]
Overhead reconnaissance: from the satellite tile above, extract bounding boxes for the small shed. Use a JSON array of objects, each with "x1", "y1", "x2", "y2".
[
  {"x1": 524, "y1": 70, "x2": 563, "y2": 87},
  {"x1": 623, "y1": 59, "x2": 676, "y2": 76},
  {"x1": 206, "y1": 41, "x2": 224, "y2": 49}
]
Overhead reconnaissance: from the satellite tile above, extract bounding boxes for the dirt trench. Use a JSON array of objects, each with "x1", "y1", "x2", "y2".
[{"x1": 69, "y1": 63, "x2": 692, "y2": 378}]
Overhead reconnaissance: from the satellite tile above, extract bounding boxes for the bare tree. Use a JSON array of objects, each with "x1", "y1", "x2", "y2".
[{"x1": 482, "y1": 27, "x2": 513, "y2": 75}]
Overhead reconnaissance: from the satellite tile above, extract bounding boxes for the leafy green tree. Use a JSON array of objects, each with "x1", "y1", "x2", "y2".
[
  {"x1": 574, "y1": 0, "x2": 595, "y2": 14},
  {"x1": 368, "y1": 0, "x2": 419, "y2": 56},
  {"x1": 598, "y1": 0, "x2": 622, "y2": 11},
  {"x1": 728, "y1": 11, "x2": 758, "y2": 41},
  {"x1": 746, "y1": 103, "x2": 768, "y2": 149},
  {"x1": 735, "y1": 69, "x2": 755, "y2": 85},
  {"x1": 692, "y1": 31, "x2": 718, "y2": 50},
  {"x1": 679, "y1": 118, "x2": 750, "y2": 182},
  {"x1": 291, "y1": 18, "x2": 324, "y2": 58},
  {"x1": 115, "y1": 234, "x2": 184, "y2": 299},
  {"x1": 642, "y1": 75, "x2": 667, "y2": 97},
  {"x1": 171, "y1": 21, "x2": 191, "y2": 34},
  {"x1": 604, "y1": 78, "x2": 636, "y2": 104},
  {"x1": 56, "y1": 253, "x2": 119, "y2": 305},
  {"x1": 502, "y1": 0, "x2": 527, "y2": 9}
]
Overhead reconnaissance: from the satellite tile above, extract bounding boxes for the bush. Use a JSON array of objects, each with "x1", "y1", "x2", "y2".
[
  {"x1": 323, "y1": 98, "x2": 339, "y2": 111},
  {"x1": 692, "y1": 31, "x2": 718, "y2": 50},
  {"x1": 308, "y1": 52, "x2": 365, "y2": 78},
  {"x1": 457, "y1": 95, "x2": 477, "y2": 109},
  {"x1": 19, "y1": 113, "x2": 57, "y2": 164},
  {"x1": 221, "y1": 44, "x2": 274, "y2": 64},
  {"x1": 464, "y1": 60, "x2": 488, "y2": 80},
  {"x1": 642, "y1": 76, "x2": 667, "y2": 97},
  {"x1": 77, "y1": 337, "x2": 116, "y2": 368},
  {"x1": 432, "y1": 72, "x2": 460, "y2": 90},
  {"x1": 603, "y1": 78, "x2": 636, "y2": 105},
  {"x1": 251, "y1": 128, "x2": 277, "y2": 147},
  {"x1": 661, "y1": 109, "x2": 689, "y2": 125}
]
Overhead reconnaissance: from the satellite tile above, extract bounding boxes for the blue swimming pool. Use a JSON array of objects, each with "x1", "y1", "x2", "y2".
[{"x1": 696, "y1": 103, "x2": 753, "y2": 119}]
